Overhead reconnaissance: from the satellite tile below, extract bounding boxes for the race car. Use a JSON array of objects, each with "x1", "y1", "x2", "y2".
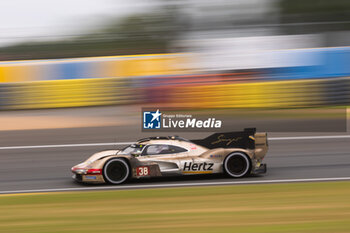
[{"x1": 71, "y1": 128, "x2": 268, "y2": 184}]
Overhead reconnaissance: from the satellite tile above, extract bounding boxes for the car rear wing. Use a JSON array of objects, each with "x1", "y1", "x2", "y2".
[{"x1": 191, "y1": 128, "x2": 266, "y2": 150}]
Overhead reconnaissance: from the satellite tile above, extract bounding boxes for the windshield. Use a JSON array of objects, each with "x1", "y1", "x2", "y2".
[{"x1": 118, "y1": 144, "x2": 144, "y2": 155}]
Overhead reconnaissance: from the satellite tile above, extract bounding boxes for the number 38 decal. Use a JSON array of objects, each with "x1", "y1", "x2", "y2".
[{"x1": 136, "y1": 166, "x2": 149, "y2": 176}]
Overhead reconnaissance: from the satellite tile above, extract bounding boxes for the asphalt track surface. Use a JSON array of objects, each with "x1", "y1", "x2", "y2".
[{"x1": 0, "y1": 125, "x2": 349, "y2": 194}]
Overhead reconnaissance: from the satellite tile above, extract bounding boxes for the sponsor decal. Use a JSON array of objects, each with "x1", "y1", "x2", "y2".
[
  {"x1": 136, "y1": 166, "x2": 150, "y2": 176},
  {"x1": 183, "y1": 162, "x2": 214, "y2": 171},
  {"x1": 85, "y1": 176, "x2": 97, "y2": 180},
  {"x1": 190, "y1": 144, "x2": 197, "y2": 150},
  {"x1": 210, "y1": 154, "x2": 222, "y2": 158},
  {"x1": 211, "y1": 134, "x2": 242, "y2": 146}
]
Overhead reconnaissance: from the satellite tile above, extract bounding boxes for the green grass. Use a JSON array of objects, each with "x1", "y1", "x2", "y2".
[{"x1": 0, "y1": 182, "x2": 350, "y2": 233}]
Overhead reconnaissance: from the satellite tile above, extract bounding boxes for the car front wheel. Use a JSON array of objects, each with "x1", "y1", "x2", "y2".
[{"x1": 103, "y1": 158, "x2": 130, "y2": 184}]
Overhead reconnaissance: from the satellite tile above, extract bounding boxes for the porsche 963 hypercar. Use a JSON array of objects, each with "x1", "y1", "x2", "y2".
[{"x1": 71, "y1": 128, "x2": 268, "y2": 184}]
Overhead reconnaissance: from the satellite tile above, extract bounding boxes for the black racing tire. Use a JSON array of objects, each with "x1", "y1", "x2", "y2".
[
  {"x1": 224, "y1": 152, "x2": 251, "y2": 178},
  {"x1": 103, "y1": 158, "x2": 130, "y2": 184}
]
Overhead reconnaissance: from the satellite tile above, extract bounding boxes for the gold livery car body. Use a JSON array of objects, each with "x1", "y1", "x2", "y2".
[{"x1": 71, "y1": 128, "x2": 268, "y2": 184}]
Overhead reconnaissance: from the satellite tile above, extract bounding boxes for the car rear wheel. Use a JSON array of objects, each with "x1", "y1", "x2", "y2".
[
  {"x1": 224, "y1": 152, "x2": 251, "y2": 178},
  {"x1": 103, "y1": 158, "x2": 130, "y2": 184}
]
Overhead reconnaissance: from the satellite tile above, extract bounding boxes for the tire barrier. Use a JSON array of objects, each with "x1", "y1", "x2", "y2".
[
  {"x1": 0, "y1": 75, "x2": 349, "y2": 110},
  {"x1": 0, "y1": 49, "x2": 350, "y2": 110},
  {"x1": 167, "y1": 77, "x2": 350, "y2": 108},
  {"x1": 0, "y1": 78, "x2": 134, "y2": 110}
]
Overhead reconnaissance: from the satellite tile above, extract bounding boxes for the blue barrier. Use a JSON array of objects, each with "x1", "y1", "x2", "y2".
[{"x1": 268, "y1": 47, "x2": 350, "y2": 80}]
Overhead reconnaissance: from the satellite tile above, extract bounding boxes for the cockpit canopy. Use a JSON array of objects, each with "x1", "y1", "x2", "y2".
[
  {"x1": 118, "y1": 144, "x2": 144, "y2": 155},
  {"x1": 118, "y1": 143, "x2": 187, "y2": 156}
]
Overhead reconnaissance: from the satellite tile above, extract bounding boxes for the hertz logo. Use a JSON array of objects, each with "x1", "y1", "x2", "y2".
[{"x1": 183, "y1": 162, "x2": 213, "y2": 171}]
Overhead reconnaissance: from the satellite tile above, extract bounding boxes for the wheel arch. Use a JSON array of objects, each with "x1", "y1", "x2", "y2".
[{"x1": 222, "y1": 148, "x2": 253, "y2": 160}]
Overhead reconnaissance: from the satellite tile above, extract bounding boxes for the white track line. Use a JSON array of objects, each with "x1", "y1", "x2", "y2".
[
  {"x1": 0, "y1": 177, "x2": 349, "y2": 195},
  {"x1": 0, "y1": 135, "x2": 350, "y2": 150},
  {"x1": 0, "y1": 142, "x2": 134, "y2": 150}
]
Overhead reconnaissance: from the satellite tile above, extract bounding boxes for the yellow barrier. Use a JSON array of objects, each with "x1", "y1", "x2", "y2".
[
  {"x1": 7, "y1": 78, "x2": 133, "y2": 109},
  {"x1": 1, "y1": 74, "x2": 348, "y2": 110},
  {"x1": 170, "y1": 79, "x2": 325, "y2": 108},
  {"x1": 0, "y1": 64, "x2": 40, "y2": 83}
]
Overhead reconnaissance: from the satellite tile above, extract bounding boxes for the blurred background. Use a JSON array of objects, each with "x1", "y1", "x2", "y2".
[{"x1": 0, "y1": 0, "x2": 349, "y2": 116}]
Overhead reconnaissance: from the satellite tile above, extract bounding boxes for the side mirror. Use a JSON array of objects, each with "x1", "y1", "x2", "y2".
[{"x1": 131, "y1": 151, "x2": 142, "y2": 157}]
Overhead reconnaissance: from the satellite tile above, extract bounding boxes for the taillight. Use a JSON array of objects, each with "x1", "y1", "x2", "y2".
[{"x1": 86, "y1": 169, "x2": 102, "y2": 174}]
